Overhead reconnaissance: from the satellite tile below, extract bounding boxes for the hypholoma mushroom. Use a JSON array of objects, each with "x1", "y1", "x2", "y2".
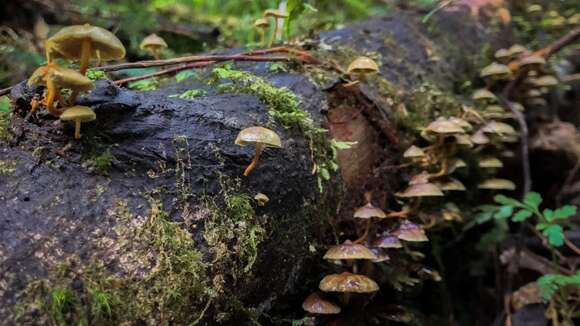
[
  {"x1": 494, "y1": 48, "x2": 510, "y2": 63},
  {"x1": 263, "y1": 9, "x2": 288, "y2": 47},
  {"x1": 323, "y1": 240, "x2": 377, "y2": 261},
  {"x1": 472, "y1": 88, "x2": 497, "y2": 104},
  {"x1": 435, "y1": 177, "x2": 466, "y2": 192},
  {"x1": 59, "y1": 105, "x2": 96, "y2": 139},
  {"x1": 27, "y1": 63, "x2": 94, "y2": 116},
  {"x1": 46, "y1": 23, "x2": 126, "y2": 74},
  {"x1": 479, "y1": 156, "x2": 504, "y2": 169},
  {"x1": 140, "y1": 33, "x2": 168, "y2": 60},
  {"x1": 302, "y1": 293, "x2": 341, "y2": 315},
  {"x1": 254, "y1": 193, "x2": 269, "y2": 207},
  {"x1": 373, "y1": 233, "x2": 403, "y2": 249},
  {"x1": 319, "y1": 272, "x2": 379, "y2": 294},
  {"x1": 480, "y1": 62, "x2": 512, "y2": 80},
  {"x1": 403, "y1": 145, "x2": 426, "y2": 160},
  {"x1": 393, "y1": 220, "x2": 429, "y2": 242},
  {"x1": 254, "y1": 18, "x2": 270, "y2": 48},
  {"x1": 346, "y1": 56, "x2": 380, "y2": 81},
  {"x1": 235, "y1": 126, "x2": 282, "y2": 176},
  {"x1": 477, "y1": 178, "x2": 516, "y2": 190}
]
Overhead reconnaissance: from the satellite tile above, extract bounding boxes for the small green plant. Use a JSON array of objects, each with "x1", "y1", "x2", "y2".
[
  {"x1": 175, "y1": 70, "x2": 198, "y2": 83},
  {"x1": 493, "y1": 192, "x2": 577, "y2": 247},
  {"x1": 0, "y1": 96, "x2": 10, "y2": 141},
  {"x1": 128, "y1": 78, "x2": 159, "y2": 91},
  {"x1": 48, "y1": 286, "x2": 77, "y2": 324},
  {"x1": 537, "y1": 272, "x2": 580, "y2": 301},
  {"x1": 86, "y1": 70, "x2": 108, "y2": 81},
  {"x1": 170, "y1": 89, "x2": 207, "y2": 100},
  {"x1": 88, "y1": 149, "x2": 115, "y2": 174}
]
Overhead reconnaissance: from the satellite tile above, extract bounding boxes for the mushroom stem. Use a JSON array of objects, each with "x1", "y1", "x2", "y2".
[
  {"x1": 243, "y1": 143, "x2": 264, "y2": 176},
  {"x1": 258, "y1": 29, "x2": 266, "y2": 47},
  {"x1": 45, "y1": 78, "x2": 62, "y2": 117},
  {"x1": 74, "y1": 119, "x2": 82, "y2": 139},
  {"x1": 341, "y1": 293, "x2": 351, "y2": 306},
  {"x1": 430, "y1": 158, "x2": 449, "y2": 178},
  {"x1": 354, "y1": 219, "x2": 373, "y2": 244},
  {"x1": 152, "y1": 48, "x2": 160, "y2": 60},
  {"x1": 268, "y1": 18, "x2": 279, "y2": 47},
  {"x1": 79, "y1": 38, "x2": 92, "y2": 75}
]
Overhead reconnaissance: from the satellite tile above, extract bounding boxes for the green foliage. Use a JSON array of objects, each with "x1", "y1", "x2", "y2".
[
  {"x1": 86, "y1": 70, "x2": 108, "y2": 81},
  {"x1": 493, "y1": 192, "x2": 577, "y2": 247},
  {"x1": 87, "y1": 149, "x2": 115, "y2": 174},
  {"x1": 128, "y1": 78, "x2": 160, "y2": 91},
  {"x1": 0, "y1": 96, "x2": 10, "y2": 141},
  {"x1": 170, "y1": 88, "x2": 207, "y2": 100},
  {"x1": 48, "y1": 287, "x2": 77, "y2": 325},
  {"x1": 537, "y1": 272, "x2": 580, "y2": 301},
  {"x1": 174, "y1": 70, "x2": 198, "y2": 83},
  {"x1": 0, "y1": 160, "x2": 17, "y2": 176}
]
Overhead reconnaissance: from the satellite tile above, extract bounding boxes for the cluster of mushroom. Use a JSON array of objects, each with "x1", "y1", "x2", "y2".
[
  {"x1": 526, "y1": 4, "x2": 579, "y2": 29},
  {"x1": 302, "y1": 192, "x2": 428, "y2": 318},
  {"x1": 28, "y1": 24, "x2": 126, "y2": 139},
  {"x1": 254, "y1": 9, "x2": 288, "y2": 47}
]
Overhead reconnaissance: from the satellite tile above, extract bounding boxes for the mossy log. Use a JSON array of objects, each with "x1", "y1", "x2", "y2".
[{"x1": 1, "y1": 5, "x2": 511, "y2": 324}]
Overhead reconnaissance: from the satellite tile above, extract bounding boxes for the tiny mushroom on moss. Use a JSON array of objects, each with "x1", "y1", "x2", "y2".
[
  {"x1": 140, "y1": 33, "x2": 168, "y2": 60},
  {"x1": 302, "y1": 293, "x2": 341, "y2": 315},
  {"x1": 346, "y1": 56, "x2": 379, "y2": 81},
  {"x1": 46, "y1": 23, "x2": 126, "y2": 74},
  {"x1": 478, "y1": 178, "x2": 516, "y2": 190},
  {"x1": 60, "y1": 105, "x2": 96, "y2": 139},
  {"x1": 235, "y1": 126, "x2": 282, "y2": 176},
  {"x1": 263, "y1": 9, "x2": 288, "y2": 47}
]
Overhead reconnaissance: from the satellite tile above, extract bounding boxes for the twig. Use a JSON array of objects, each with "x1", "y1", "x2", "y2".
[
  {"x1": 0, "y1": 87, "x2": 11, "y2": 97},
  {"x1": 564, "y1": 238, "x2": 580, "y2": 257}
]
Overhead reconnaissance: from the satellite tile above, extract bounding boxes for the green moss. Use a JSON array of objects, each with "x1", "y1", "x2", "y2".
[
  {"x1": 86, "y1": 149, "x2": 115, "y2": 174},
  {"x1": 0, "y1": 99, "x2": 10, "y2": 142},
  {"x1": 169, "y1": 88, "x2": 207, "y2": 100},
  {"x1": 173, "y1": 135, "x2": 193, "y2": 203},
  {"x1": 0, "y1": 159, "x2": 17, "y2": 176}
]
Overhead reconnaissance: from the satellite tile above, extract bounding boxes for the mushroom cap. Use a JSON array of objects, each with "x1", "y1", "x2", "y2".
[
  {"x1": 47, "y1": 24, "x2": 126, "y2": 60},
  {"x1": 254, "y1": 193, "x2": 269, "y2": 206},
  {"x1": 264, "y1": 9, "x2": 289, "y2": 18},
  {"x1": 28, "y1": 64, "x2": 94, "y2": 92},
  {"x1": 319, "y1": 272, "x2": 379, "y2": 293},
  {"x1": 511, "y1": 102, "x2": 525, "y2": 112},
  {"x1": 532, "y1": 75, "x2": 558, "y2": 87},
  {"x1": 394, "y1": 220, "x2": 428, "y2": 242},
  {"x1": 323, "y1": 241, "x2": 377, "y2": 260},
  {"x1": 507, "y1": 44, "x2": 527, "y2": 57},
  {"x1": 403, "y1": 145, "x2": 425, "y2": 158},
  {"x1": 453, "y1": 134, "x2": 473, "y2": 147},
  {"x1": 479, "y1": 156, "x2": 503, "y2": 168},
  {"x1": 426, "y1": 118, "x2": 465, "y2": 134},
  {"x1": 408, "y1": 171, "x2": 431, "y2": 185},
  {"x1": 472, "y1": 88, "x2": 497, "y2": 102},
  {"x1": 140, "y1": 33, "x2": 168, "y2": 51},
  {"x1": 347, "y1": 56, "x2": 380, "y2": 75},
  {"x1": 481, "y1": 121, "x2": 516, "y2": 135},
  {"x1": 302, "y1": 293, "x2": 341, "y2": 314},
  {"x1": 442, "y1": 202, "x2": 463, "y2": 222},
  {"x1": 435, "y1": 177, "x2": 466, "y2": 191},
  {"x1": 254, "y1": 18, "x2": 270, "y2": 28},
  {"x1": 480, "y1": 62, "x2": 512, "y2": 79},
  {"x1": 519, "y1": 55, "x2": 546, "y2": 67},
  {"x1": 471, "y1": 129, "x2": 491, "y2": 144},
  {"x1": 354, "y1": 203, "x2": 387, "y2": 219},
  {"x1": 527, "y1": 4, "x2": 543, "y2": 14},
  {"x1": 396, "y1": 182, "x2": 444, "y2": 198},
  {"x1": 60, "y1": 106, "x2": 96, "y2": 122},
  {"x1": 373, "y1": 234, "x2": 403, "y2": 249},
  {"x1": 370, "y1": 248, "x2": 390, "y2": 263},
  {"x1": 494, "y1": 48, "x2": 510, "y2": 61},
  {"x1": 478, "y1": 178, "x2": 516, "y2": 190},
  {"x1": 448, "y1": 117, "x2": 472, "y2": 131},
  {"x1": 526, "y1": 88, "x2": 542, "y2": 98},
  {"x1": 235, "y1": 126, "x2": 282, "y2": 147}
]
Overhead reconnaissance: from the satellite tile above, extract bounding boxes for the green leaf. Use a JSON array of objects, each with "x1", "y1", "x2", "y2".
[
  {"x1": 494, "y1": 194, "x2": 522, "y2": 208},
  {"x1": 494, "y1": 205, "x2": 513, "y2": 219},
  {"x1": 523, "y1": 192, "x2": 542, "y2": 210},
  {"x1": 542, "y1": 224, "x2": 564, "y2": 247},
  {"x1": 512, "y1": 209, "x2": 533, "y2": 222},
  {"x1": 318, "y1": 167, "x2": 330, "y2": 181},
  {"x1": 537, "y1": 272, "x2": 580, "y2": 301},
  {"x1": 0, "y1": 96, "x2": 9, "y2": 113},
  {"x1": 551, "y1": 205, "x2": 577, "y2": 220},
  {"x1": 543, "y1": 209, "x2": 554, "y2": 220}
]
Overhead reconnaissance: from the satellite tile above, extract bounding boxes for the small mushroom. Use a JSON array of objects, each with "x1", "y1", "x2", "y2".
[
  {"x1": 373, "y1": 233, "x2": 403, "y2": 249},
  {"x1": 435, "y1": 177, "x2": 466, "y2": 191},
  {"x1": 519, "y1": 55, "x2": 546, "y2": 70},
  {"x1": 526, "y1": 4, "x2": 543, "y2": 15},
  {"x1": 480, "y1": 62, "x2": 512, "y2": 80},
  {"x1": 409, "y1": 171, "x2": 431, "y2": 185},
  {"x1": 481, "y1": 121, "x2": 516, "y2": 135},
  {"x1": 453, "y1": 134, "x2": 473, "y2": 147},
  {"x1": 140, "y1": 33, "x2": 168, "y2": 60},
  {"x1": 254, "y1": 193, "x2": 269, "y2": 207},
  {"x1": 425, "y1": 117, "x2": 465, "y2": 135},
  {"x1": 403, "y1": 145, "x2": 426, "y2": 159},
  {"x1": 323, "y1": 240, "x2": 377, "y2": 261},
  {"x1": 254, "y1": 18, "x2": 270, "y2": 48},
  {"x1": 479, "y1": 156, "x2": 503, "y2": 169},
  {"x1": 353, "y1": 202, "x2": 387, "y2": 219},
  {"x1": 235, "y1": 126, "x2": 282, "y2": 176},
  {"x1": 478, "y1": 178, "x2": 516, "y2": 190},
  {"x1": 319, "y1": 272, "x2": 379, "y2": 293},
  {"x1": 494, "y1": 48, "x2": 510, "y2": 63},
  {"x1": 369, "y1": 248, "x2": 390, "y2": 263},
  {"x1": 346, "y1": 56, "x2": 379, "y2": 80},
  {"x1": 46, "y1": 24, "x2": 126, "y2": 74},
  {"x1": 393, "y1": 220, "x2": 428, "y2": 242},
  {"x1": 302, "y1": 293, "x2": 341, "y2": 314},
  {"x1": 60, "y1": 105, "x2": 96, "y2": 139},
  {"x1": 396, "y1": 182, "x2": 444, "y2": 198},
  {"x1": 471, "y1": 129, "x2": 491, "y2": 145},
  {"x1": 472, "y1": 88, "x2": 497, "y2": 104},
  {"x1": 507, "y1": 44, "x2": 527, "y2": 58},
  {"x1": 263, "y1": 9, "x2": 288, "y2": 47},
  {"x1": 532, "y1": 75, "x2": 559, "y2": 88}
]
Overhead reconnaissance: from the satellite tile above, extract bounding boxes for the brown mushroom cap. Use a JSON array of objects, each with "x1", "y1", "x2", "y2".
[
  {"x1": 394, "y1": 220, "x2": 428, "y2": 242},
  {"x1": 408, "y1": 171, "x2": 431, "y2": 185},
  {"x1": 323, "y1": 240, "x2": 377, "y2": 260},
  {"x1": 426, "y1": 118, "x2": 465, "y2": 134},
  {"x1": 370, "y1": 248, "x2": 390, "y2": 263},
  {"x1": 472, "y1": 88, "x2": 497, "y2": 103},
  {"x1": 47, "y1": 24, "x2": 126, "y2": 60},
  {"x1": 453, "y1": 134, "x2": 474, "y2": 147},
  {"x1": 471, "y1": 129, "x2": 491, "y2": 145},
  {"x1": 532, "y1": 75, "x2": 558, "y2": 87},
  {"x1": 235, "y1": 126, "x2": 282, "y2": 148},
  {"x1": 254, "y1": 18, "x2": 270, "y2": 28},
  {"x1": 507, "y1": 44, "x2": 527, "y2": 57},
  {"x1": 435, "y1": 177, "x2": 466, "y2": 191},
  {"x1": 373, "y1": 234, "x2": 403, "y2": 249},
  {"x1": 59, "y1": 105, "x2": 96, "y2": 123},
  {"x1": 403, "y1": 145, "x2": 426, "y2": 159},
  {"x1": 140, "y1": 33, "x2": 168, "y2": 51},
  {"x1": 319, "y1": 272, "x2": 379, "y2": 293},
  {"x1": 354, "y1": 203, "x2": 387, "y2": 219},
  {"x1": 347, "y1": 56, "x2": 380, "y2": 75},
  {"x1": 478, "y1": 178, "x2": 516, "y2": 190},
  {"x1": 480, "y1": 62, "x2": 512, "y2": 79},
  {"x1": 481, "y1": 121, "x2": 516, "y2": 135},
  {"x1": 479, "y1": 156, "x2": 503, "y2": 168},
  {"x1": 396, "y1": 182, "x2": 444, "y2": 198},
  {"x1": 302, "y1": 293, "x2": 341, "y2": 314},
  {"x1": 28, "y1": 64, "x2": 94, "y2": 92},
  {"x1": 448, "y1": 117, "x2": 472, "y2": 131},
  {"x1": 494, "y1": 48, "x2": 510, "y2": 62},
  {"x1": 254, "y1": 193, "x2": 269, "y2": 206},
  {"x1": 519, "y1": 55, "x2": 546, "y2": 68}
]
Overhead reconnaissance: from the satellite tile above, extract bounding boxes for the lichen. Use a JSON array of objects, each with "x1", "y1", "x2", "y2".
[{"x1": 0, "y1": 159, "x2": 17, "y2": 176}]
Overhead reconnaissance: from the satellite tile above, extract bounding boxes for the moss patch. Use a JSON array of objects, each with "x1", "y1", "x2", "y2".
[{"x1": 0, "y1": 159, "x2": 17, "y2": 176}]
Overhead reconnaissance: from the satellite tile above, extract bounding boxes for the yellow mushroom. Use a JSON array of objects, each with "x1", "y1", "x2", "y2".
[
  {"x1": 60, "y1": 106, "x2": 96, "y2": 139},
  {"x1": 263, "y1": 9, "x2": 288, "y2": 47},
  {"x1": 254, "y1": 19, "x2": 270, "y2": 48},
  {"x1": 140, "y1": 33, "x2": 168, "y2": 60},
  {"x1": 235, "y1": 126, "x2": 282, "y2": 176}
]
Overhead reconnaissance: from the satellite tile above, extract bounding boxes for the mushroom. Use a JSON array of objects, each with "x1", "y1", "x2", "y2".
[
  {"x1": 235, "y1": 126, "x2": 282, "y2": 176},
  {"x1": 323, "y1": 240, "x2": 377, "y2": 261},
  {"x1": 28, "y1": 63, "x2": 94, "y2": 116},
  {"x1": 403, "y1": 145, "x2": 426, "y2": 159},
  {"x1": 494, "y1": 48, "x2": 510, "y2": 63},
  {"x1": 263, "y1": 9, "x2": 288, "y2": 47},
  {"x1": 435, "y1": 177, "x2": 466, "y2": 191},
  {"x1": 353, "y1": 202, "x2": 387, "y2": 219},
  {"x1": 254, "y1": 193, "x2": 269, "y2": 207},
  {"x1": 481, "y1": 121, "x2": 516, "y2": 136},
  {"x1": 393, "y1": 220, "x2": 428, "y2": 242},
  {"x1": 59, "y1": 105, "x2": 96, "y2": 139},
  {"x1": 396, "y1": 182, "x2": 444, "y2": 198},
  {"x1": 518, "y1": 55, "x2": 546, "y2": 70},
  {"x1": 302, "y1": 293, "x2": 341, "y2": 315},
  {"x1": 477, "y1": 178, "x2": 516, "y2": 190},
  {"x1": 442, "y1": 202, "x2": 463, "y2": 222},
  {"x1": 453, "y1": 134, "x2": 473, "y2": 147},
  {"x1": 254, "y1": 18, "x2": 270, "y2": 48},
  {"x1": 369, "y1": 248, "x2": 390, "y2": 263},
  {"x1": 373, "y1": 233, "x2": 403, "y2": 249},
  {"x1": 472, "y1": 88, "x2": 497, "y2": 104},
  {"x1": 140, "y1": 33, "x2": 168, "y2": 60},
  {"x1": 471, "y1": 129, "x2": 491, "y2": 145},
  {"x1": 480, "y1": 62, "x2": 512, "y2": 80},
  {"x1": 479, "y1": 156, "x2": 503, "y2": 169},
  {"x1": 319, "y1": 272, "x2": 379, "y2": 294},
  {"x1": 532, "y1": 75, "x2": 559, "y2": 88},
  {"x1": 46, "y1": 24, "x2": 126, "y2": 74},
  {"x1": 507, "y1": 44, "x2": 527, "y2": 58},
  {"x1": 346, "y1": 56, "x2": 380, "y2": 81}
]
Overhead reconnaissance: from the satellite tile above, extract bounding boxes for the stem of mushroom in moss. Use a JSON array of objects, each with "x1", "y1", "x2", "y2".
[
  {"x1": 243, "y1": 143, "x2": 264, "y2": 177},
  {"x1": 45, "y1": 78, "x2": 62, "y2": 117},
  {"x1": 79, "y1": 38, "x2": 92, "y2": 75}
]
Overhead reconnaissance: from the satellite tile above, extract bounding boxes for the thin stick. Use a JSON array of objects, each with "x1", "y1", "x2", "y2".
[{"x1": 0, "y1": 87, "x2": 11, "y2": 97}]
